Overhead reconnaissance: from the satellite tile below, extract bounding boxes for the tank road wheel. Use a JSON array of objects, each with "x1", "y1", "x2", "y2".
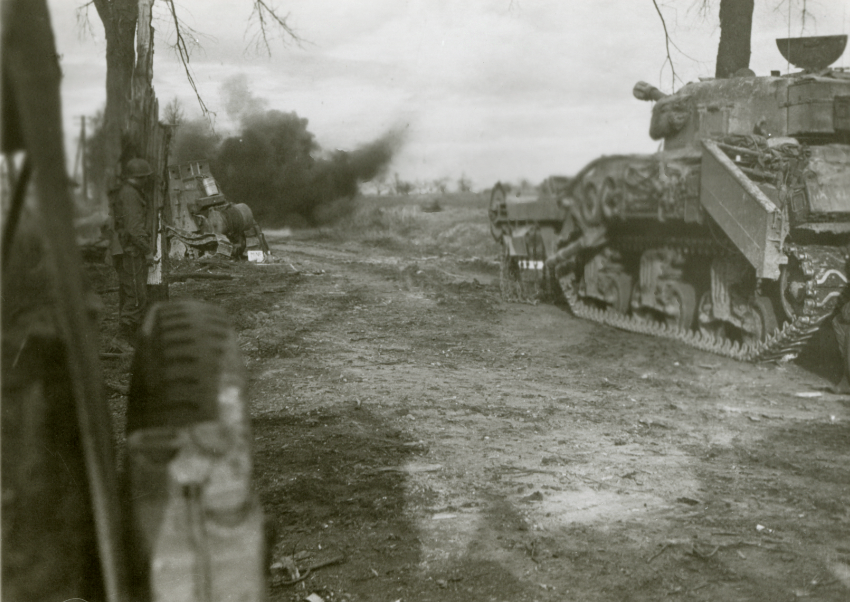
[
  {"x1": 741, "y1": 296, "x2": 779, "y2": 346},
  {"x1": 698, "y1": 290, "x2": 727, "y2": 342},
  {"x1": 630, "y1": 282, "x2": 653, "y2": 324},
  {"x1": 602, "y1": 273, "x2": 633, "y2": 314},
  {"x1": 779, "y1": 254, "x2": 807, "y2": 321},
  {"x1": 489, "y1": 184, "x2": 508, "y2": 241},
  {"x1": 125, "y1": 300, "x2": 265, "y2": 601},
  {"x1": 663, "y1": 281, "x2": 696, "y2": 330}
]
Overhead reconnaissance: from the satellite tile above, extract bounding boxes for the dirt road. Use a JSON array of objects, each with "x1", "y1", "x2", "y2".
[{"x1": 99, "y1": 199, "x2": 850, "y2": 601}]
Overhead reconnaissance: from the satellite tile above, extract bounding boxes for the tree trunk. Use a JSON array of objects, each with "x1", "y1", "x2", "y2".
[
  {"x1": 93, "y1": 0, "x2": 170, "y2": 294},
  {"x1": 715, "y1": 0, "x2": 754, "y2": 78},
  {"x1": 93, "y1": 0, "x2": 138, "y2": 187}
]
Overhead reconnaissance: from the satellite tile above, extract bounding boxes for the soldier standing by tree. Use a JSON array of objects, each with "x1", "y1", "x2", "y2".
[{"x1": 109, "y1": 157, "x2": 154, "y2": 351}]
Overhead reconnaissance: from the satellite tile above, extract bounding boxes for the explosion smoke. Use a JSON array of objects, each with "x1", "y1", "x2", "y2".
[{"x1": 169, "y1": 76, "x2": 402, "y2": 226}]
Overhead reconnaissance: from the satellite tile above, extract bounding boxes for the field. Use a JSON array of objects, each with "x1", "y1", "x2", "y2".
[{"x1": 96, "y1": 192, "x2": 850, "y2": 601}]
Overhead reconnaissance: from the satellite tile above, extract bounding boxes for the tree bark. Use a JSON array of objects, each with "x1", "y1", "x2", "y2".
[
  {"x1": 92, "y1": 0, "x2": 138, "y2": 185},
  {"x1": 715, "y1": 0, "x2": 754, "y2": 78}
]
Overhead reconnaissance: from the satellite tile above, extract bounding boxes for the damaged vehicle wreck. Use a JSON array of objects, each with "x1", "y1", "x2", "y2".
[{"x1": 166, "y1": 160, "x2": 271, "y2": 261}]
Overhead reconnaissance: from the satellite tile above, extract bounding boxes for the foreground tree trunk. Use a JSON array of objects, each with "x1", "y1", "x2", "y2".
[
  {"x1": 92, "y1": 0, "x2": 138, "y2": 184},
  {"x1": 715, "y1": 0, "x2": 755, "y2": 78},
  {"x1": 92, "y1": 0, "x2": 170, "y2": 298}
]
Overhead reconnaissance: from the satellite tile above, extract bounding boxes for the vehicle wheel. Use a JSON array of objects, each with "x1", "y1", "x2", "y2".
[
  {"x1": 742, "y1": 295, "x2": 779, "y2": 346},
  {"x1": 128, "y1": 299, "x2": 241, "y2": 432},
  {"x1": 602, "y1": 272, "x2": 632, "y2": 314},
  {"x1": 779, "y1": 255, "x2": 806, "y2": 321},
  {"x1": 697, "y1": 290, "x2": 727, "y2": 341},
  {"x1": 489, "y1": 184, "x2": 507, "y2": 241},
  {"x1": 125, "y1": 299, "x2": 265, "y2": 602},
  {"x1": 664, "y1": 281, "x2": 696, "y2": 330},
  {"x1": 630, "y1": 281, "x2": 652, "y2": 323}
]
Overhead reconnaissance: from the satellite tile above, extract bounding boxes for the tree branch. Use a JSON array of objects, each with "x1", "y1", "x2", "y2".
[
  {"x1": 248, "y1": 0, "x2": 303, "y2": 57},
  {"x1": 75, "y1": 1, "x2": 97, "y2": 40},
  {"x1": 163, "y1": 0, "x2": 214, "y2": 129},
  {"x1": 651, "y1": 0, "x2": 680, "y2": 90}
]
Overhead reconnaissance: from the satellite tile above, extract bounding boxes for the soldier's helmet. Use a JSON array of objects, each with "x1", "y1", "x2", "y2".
[{"x1": 125, "y1": 158, "x2": 153, "y2": 178}]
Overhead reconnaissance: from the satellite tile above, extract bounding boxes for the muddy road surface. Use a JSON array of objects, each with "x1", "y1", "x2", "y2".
[{"x1": 99, "y1": 202, "x2": 850, "y2": 602}]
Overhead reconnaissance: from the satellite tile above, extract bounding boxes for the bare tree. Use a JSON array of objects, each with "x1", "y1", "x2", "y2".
[
  {"x1": 162, "y1": 96, "x2": 184, "y2": 126},
  {"x1": 83, "y1": 0, "x2": 299, "y2": 186},
  {"x1": 655, "y1": 1, "x2": 813, "y2": 83}
]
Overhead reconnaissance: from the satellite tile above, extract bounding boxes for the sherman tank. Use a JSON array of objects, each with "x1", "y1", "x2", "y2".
[{"x1": 490, "y1": 35, "x2": 850, "y2": 373}]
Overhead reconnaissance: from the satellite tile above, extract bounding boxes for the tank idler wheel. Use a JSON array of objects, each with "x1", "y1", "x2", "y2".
[
  {"x1": 697, "y1": 290, "x2": 727, "y2": 342},
  {"x1": 664, "y1": 281, "x2": 696, "y2": 330},
  {"x1": 742, "y1": 295, "x2": 779, "y2": 346},
  {"x1": 489, "y1": 184, "x2": 507, "y2": 242}
]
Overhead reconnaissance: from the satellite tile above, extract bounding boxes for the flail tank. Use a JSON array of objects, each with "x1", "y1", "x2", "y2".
[{"x1": 490, "y1": 35, "x2": 850, "y2": 376}]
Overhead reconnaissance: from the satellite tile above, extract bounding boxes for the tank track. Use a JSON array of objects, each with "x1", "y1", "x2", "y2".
[{"x1": 557, "y1": 244, "x2": 848, "y2": 362}]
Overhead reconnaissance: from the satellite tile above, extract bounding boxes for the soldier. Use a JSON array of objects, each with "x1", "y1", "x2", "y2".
[{"x1": 109, "y1": 157, "x2": 154, "y2": 351}]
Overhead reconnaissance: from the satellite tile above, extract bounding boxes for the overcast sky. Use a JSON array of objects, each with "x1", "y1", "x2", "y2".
[{"x1": 49, "y1": 0, "x2": 849, "y2": 189}]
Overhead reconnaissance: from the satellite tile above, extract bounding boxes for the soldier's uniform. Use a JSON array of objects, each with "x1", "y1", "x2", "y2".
[{"x1": 109, "y1": 162, "x2": 152, "y2": 344}]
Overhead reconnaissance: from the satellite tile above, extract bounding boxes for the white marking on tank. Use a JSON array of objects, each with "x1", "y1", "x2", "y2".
[
  {"x1": 520, "y1": 260, "x2": 544, "y2": 271},
  {"x1": 816, "y1": 269, "x2": 847, "y2": 285},
  {"x1": 817, "y1": 291, "x2": 843, "y2": 306}
]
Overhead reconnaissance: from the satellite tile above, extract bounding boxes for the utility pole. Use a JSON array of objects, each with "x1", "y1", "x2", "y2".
[
  {"x1": 81, "y1": 115, "x2": 87, "y2": 202},
  {"x1": 73, "y1": 115, "x2": 89, "y2": 203}
]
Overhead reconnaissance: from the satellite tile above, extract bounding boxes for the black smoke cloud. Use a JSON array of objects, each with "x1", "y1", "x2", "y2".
[{"x1": 169, "y1": 75, "x2": 403, "y2": 227}]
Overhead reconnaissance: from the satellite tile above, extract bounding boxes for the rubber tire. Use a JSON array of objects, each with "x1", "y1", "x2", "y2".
[{"x1": 127, "y1": 299, "x2": 245, "y2": 434}]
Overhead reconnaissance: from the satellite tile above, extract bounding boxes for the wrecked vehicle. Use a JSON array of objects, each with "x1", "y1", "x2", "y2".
[
  {"x1": 167, "y1": 160, "x2": 270, "y2": 259},
  {"x1": 490, "y1": 35, "x2": 850, "y2": 374}
]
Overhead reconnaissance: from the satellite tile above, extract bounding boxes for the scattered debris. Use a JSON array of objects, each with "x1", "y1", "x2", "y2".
[
  {"x1": 271, "y1": 553, "x2": 346, "y2": 587},
  {"x1": 647, "y1": 543, "x2": 671, "y2": 563},
  {"x1": 689, "y1": 544, "x2": 720, "y2": 559},
  {"x1": 432, "y1": 513, "x2": 457, "y2": 520},
  {"x1": 169, "y1": 272, "x2": 235, "y2": 282},
  {"x1": 521, "y1": 490, "x2": 544, "y2": 502},
  {"x1": 375, "y1": 463, "x2": 442, "y2": 473},
  {"x1": 676, "y1": 496, "x2": 700, "y2": 506}
]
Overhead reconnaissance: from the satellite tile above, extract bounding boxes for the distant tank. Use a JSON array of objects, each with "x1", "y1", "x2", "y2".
[{"x1": 490, "y1": 35, "x2": 850, "y2": 372}]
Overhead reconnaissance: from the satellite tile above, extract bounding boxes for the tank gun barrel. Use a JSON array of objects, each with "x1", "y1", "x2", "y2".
[{"x1": 633, "y1": 81, "x2": 667, "y2": 102}]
